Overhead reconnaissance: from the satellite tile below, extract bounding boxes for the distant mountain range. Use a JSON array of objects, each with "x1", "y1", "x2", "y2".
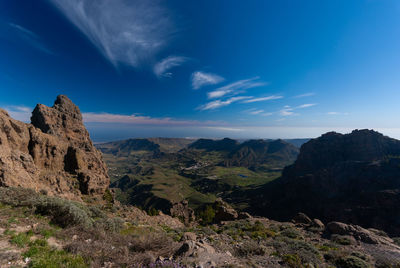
[
  {"x1": 96, "y1": 137, "x2": 300, "y2": 211},
  {"x1": 247, "y1": 129, "x2": 400, "y2": 236}
]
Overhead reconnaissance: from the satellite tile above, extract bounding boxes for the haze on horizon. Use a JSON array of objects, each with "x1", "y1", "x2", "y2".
[{"x1": 1, "y1": 0, "x2": 400, "y2": 141}]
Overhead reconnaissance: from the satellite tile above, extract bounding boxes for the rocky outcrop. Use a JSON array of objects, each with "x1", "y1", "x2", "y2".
[
  {"x1": 249, "y1": 129, "x2": 400, "y2": 236},
  {"x1": 326, "y1": 222, "x2": 396, "y2": 246},
  {"x1": 213, "y1": 198, "x2": 239, "y2": 222},
  {"x1": 170, "y1": 200, "x2": 195, "y2": 226},
  {"x1": 0, "y1": 95, "x2": 109, "y2": 200}
]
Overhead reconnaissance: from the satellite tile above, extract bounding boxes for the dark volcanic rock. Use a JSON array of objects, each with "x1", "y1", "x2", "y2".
[
  {"x1": 0, "y1": 95, "x2": 109, "y2": 200},
  {"x1": 250, "y1": 129, "x2": 400, "y2": 236}
]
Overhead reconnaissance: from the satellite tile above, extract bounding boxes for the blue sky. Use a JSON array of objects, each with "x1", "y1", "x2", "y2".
[{"x1": 1, "y1": 0, "x2": 400, "y2": 141}]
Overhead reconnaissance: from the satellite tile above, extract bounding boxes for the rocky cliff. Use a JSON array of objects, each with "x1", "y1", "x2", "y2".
[
  {"x1": 0, "y1": 95, "x2": 109, "y2": 200},
  {"x1": 249, "y1": 129, "x2": 400, "y2": 236}
]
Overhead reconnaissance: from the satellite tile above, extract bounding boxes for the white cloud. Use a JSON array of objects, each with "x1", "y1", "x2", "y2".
[
  {"x1": 261, "y1": 112, "x2": 273, "y2": 116},
  {"x1": 279, "y1": 109, "x2": 295, "y2": 116},
  {"x1": 9, "y1": 23, "x2": 54, "y2": 55},
  {"x1": 242, "y1": 95, "x2": 283, "y2": 103},
  {"x1": 191, "y1": 71, "x2": 224, "y2": 90},
  {"x1": 198, "y1": 96, "x2": 251, "y2": 111},
  {"x1": 294, "y1": 92, "x2": 315, "y2": 98},
  {"x1": 297, "y1": 103, "x2": 317, "y2": 109},
  {"x1": 204, "y1": 126, "x2": 244, "y2": 132},
  {"x1": 5, "y1": 106, "x2": 32, "y2": 122},
  {"x1": 48, "y1": 0, "x2": 174, "y2": 68},
  {"x1": 154, "y1": 56, "x2": 189, "y2": 78},
  {"x1": 207, "y1": 77, "x2": 267, "y2": 99},
  {"x1": 249, "y1": 109, "x2": 264, "y2": 115},
  {"x1": 83, "y1": 112, "x2": 216, "y2": 126}
]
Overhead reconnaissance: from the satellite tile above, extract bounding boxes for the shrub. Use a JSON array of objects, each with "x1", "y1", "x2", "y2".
[
  {"x1": 23, "y1": 239, "x2": 88, "y2": 268},
  {"x1": 393, "y1": 237, "x2": 400, "y2": 246},
  {"x1": 335, "y1": 255, "x2": 369, "y2": 268},
  {"x1": 147, "y1": 207, "x2": 159, "y2": 216},
  {"x1": 234, "y1": 240, "x2": 267, "y2": 257},
  {"x1": 271, "y1": 237, "x2": 321, "y2": 265},
  {"x1": 198, "y1": 205, "x2": 215, "y2": 225},
  {"x1": 282, "y1": 254, "x2": 302, "y2": 268},
  {"x1": 10, "y1": 231, "x2": 33, "y2": 247},
  {"x1": 331, "y1": 235, "x2": 355, "y2": 245},
  {"x1": 94, "y1": 217, "x2": 124, "y2": 233},
  {"x1": 35, "y1": 197, "x2": 93, "y2": 228},
  {"x1": 281, "y1": 228, "x2": 302, "y2": 239}
]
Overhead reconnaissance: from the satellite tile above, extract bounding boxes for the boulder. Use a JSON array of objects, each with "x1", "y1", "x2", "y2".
[
  {"x1": 292, "y1": 212, "x2": 312, "y2": 225},
  {"x1": 326, "y1": 222, "x2": 395, "y2": 245},
  {"x1": 170, "y1": 200, "x2": 195, "y2": 225},
  {"x1": 238, "y1": 212, "x2": 252, "y2": 220},
  {"x1": 181, "y1": 232, "x2": 197, "y2": 241},
  {"x1": 0, "y1": 95, "x2": 109, "y2": 200},
  {"x1": 312, "y1": 219, "x2": 325, "y2": 229},
  {"x1": 213, "y1": 198, "x2": 238, "y2": 222},
  {"x1": 174, "y1": 240, "x2": 215, "y2": 258}
]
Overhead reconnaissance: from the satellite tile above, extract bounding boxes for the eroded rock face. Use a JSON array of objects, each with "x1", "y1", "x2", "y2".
[{"x1": 0, "y1": 95, "x2": 109, "y2": 200}]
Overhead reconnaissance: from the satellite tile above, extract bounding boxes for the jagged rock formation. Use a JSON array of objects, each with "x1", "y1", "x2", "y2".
[
  {"x1": 249, "y1": 129, "x2": 400, "y2": 236},
  {"x1": 0, "y1": 95, "x2": 109, "y2": 200}
]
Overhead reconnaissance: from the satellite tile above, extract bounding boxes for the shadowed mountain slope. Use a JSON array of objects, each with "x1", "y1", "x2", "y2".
[{"x1": 248, "y1": 129, "x2": 400, "y2": 236}]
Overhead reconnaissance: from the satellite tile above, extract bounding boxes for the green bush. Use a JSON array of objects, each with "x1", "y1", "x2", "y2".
[
  {"x1": 94, "y1": 217, "x2": 124, "y2": 232},
  {"x1": 24, "y1": 239, "x2": 88, "y2": 268},
  {"x1": 35, "y1": 197, "x2": 93, "y2": 228},
  {"x1": 10, "y1": 231, "x2": 33, "y2": 247},
  {"x1": 147, "y1": 207, "x2": 159, "y2": 216},
  {"x1": 331, "y1": 235, "x2": 355, "y2": 245},
  {"x1": 335, "y1": 255, "x2": 369, "y2": 268},
  {"x1": 198, "y1": 205, "x2": 215, "y2": 225},
  {"x1": 234, "y1": 240, "x2": 267, "y2": 257},
  {"x1": 282, "y1": 254, "x2": 302, "y2": 268}
]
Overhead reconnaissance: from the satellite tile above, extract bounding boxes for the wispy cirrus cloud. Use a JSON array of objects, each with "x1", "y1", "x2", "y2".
[
  {"x1": 198, "y1": 96, "x2": 252, "y2": 111},
  {"x1": 249, "y1": 109, "x2": 264, "y2": 115},
  {"x1": 207, "y1": 77, "x2": 267, "y2": 99},
  {"x1": 279, "y1": 107, "x2": 296, "y2": 116},
  {"x1": 242, "y1": 95, "x2": 283, "y2": 103},
  {"x1": 5, "y1": 105, "x2": 32, "y2": 122},
  {"x1": 297, "y1": 103, "x2": 317, "y2": 109},
  {"x1": 278, "y1": 103, "x2": 316, "y2": 116},
  {"x1": 154, "y1": 56, "x2": 189, "y2": 78},
  {"x1": 294, "y1": 92, "x2": 315, "y2": 98},
  {"x1": 8, "y1": 23, "x2": 54, "y2": 55},
  {"x1": 83, "y1": 112, "x2": 218, "y2": 126},
  {"x1": 327, "y1": 112, "x2": 349, "y2": 115},
  {"x1": 48, "y1": 0, "x2": 174, "y2": 68},
  {"x1": 191, "y1": 71, "x2": 224, "y2": 90}
]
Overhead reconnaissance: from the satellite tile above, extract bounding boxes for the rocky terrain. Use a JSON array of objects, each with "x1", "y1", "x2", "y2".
[
  {"x1": 1, "y1": 97, "x2": 400, "y2": 267},
  {"x1": 249, "y1": 129, "x2": 400, "y2": 237},
  {"x1": 1, "y1": 187, "x2": 400, "y2": 267},
  {"x1": 0, "y1": 95, "x2": 109, "y2": 200}
]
